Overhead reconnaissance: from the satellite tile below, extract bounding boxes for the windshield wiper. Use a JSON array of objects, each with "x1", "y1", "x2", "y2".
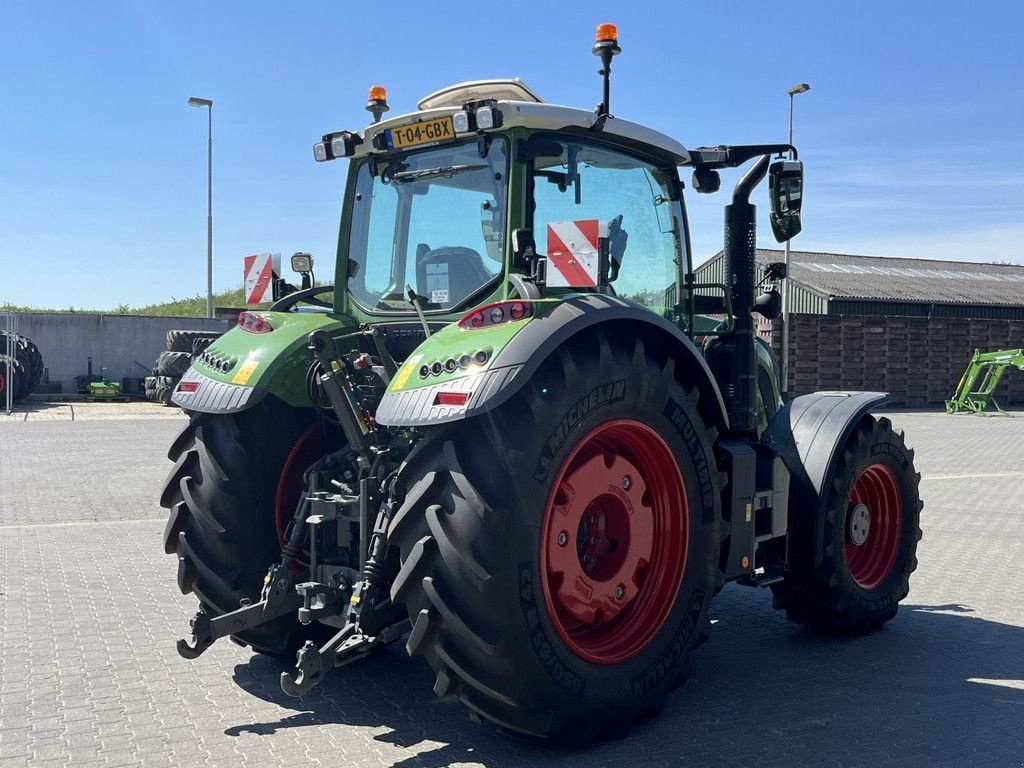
[{"x1": 391, "y1": 164, "x2": 487, "y2": 183}]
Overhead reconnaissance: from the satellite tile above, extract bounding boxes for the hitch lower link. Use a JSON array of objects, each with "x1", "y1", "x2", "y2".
[
  {"x1": 176, "y1": 562, "x2": 301, "y2": 659},
  {"x1": 174, "y1": 548, "x2": 401, "y2": 696},
  {"x1": 278, "y1": 614, "x2": 406, "y2": 697},
  {"x1": 176, "y1": 567, "x2": 401, "y2": 694}
]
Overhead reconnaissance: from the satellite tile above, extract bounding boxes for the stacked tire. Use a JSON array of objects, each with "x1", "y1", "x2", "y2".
[
  {"x1": 145, "y1": 329, "x2": 222, "y2": 406},
  {"x1": 0, "y1": 331, "x2": 44, "y2": 405}
]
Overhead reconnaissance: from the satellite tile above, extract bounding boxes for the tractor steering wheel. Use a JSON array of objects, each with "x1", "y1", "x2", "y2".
[{"x1": 269, "y1": 285, "x2": 334, "y2": 312}]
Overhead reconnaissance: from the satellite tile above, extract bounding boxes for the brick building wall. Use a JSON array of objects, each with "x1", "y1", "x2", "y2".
[{"x1": 770, "y1": 314, "x2": 1024, "y2": 407}]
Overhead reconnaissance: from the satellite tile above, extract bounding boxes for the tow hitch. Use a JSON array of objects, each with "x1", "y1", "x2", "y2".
[{"x1": 177, "y1": 562, "x2": 301, "y2": 659}]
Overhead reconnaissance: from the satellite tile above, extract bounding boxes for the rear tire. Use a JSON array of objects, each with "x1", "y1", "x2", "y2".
[
  {"x1": 387, "y1": 332, "x2": 722, "y2": 743},
  {"x1": 771, "y1": 416, "x2": 923, "y2": 634},
  {"x1": 160, "y1": 397, "x2": 332, "y2": 654}
]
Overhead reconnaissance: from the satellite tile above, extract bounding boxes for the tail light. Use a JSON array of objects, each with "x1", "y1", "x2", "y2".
[
  {"x1": 238, "y1": 311, "x2": 274, "y2": 334},
  {"x1": 434, "y1": 391, "x2": 469, "y2": 407},
  {"x1": 458, "y1": 301, "x2": 533, "y2": 330}
]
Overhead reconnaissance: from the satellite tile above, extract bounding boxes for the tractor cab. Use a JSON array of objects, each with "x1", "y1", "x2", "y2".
[{"x1": 316, "y1": 75, "x2": 696, "y2": 338}]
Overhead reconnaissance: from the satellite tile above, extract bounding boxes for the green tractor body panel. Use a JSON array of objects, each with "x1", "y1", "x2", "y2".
[
  {"x1": 173, "y1": 310, "x2": 353, "y2": 412},
  {"x1": 386, "y1": 310, "x2": 535, "y2": 394},
  {"x1": 376, "y1": 295, "x2": 731, "y2": 430}
]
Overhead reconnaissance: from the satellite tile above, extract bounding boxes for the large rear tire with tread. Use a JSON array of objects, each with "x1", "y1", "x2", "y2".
[
  {"x1": 770, "y1": 416, "x2": 923, "y2": 634},
  {"x1": 160, "y1": 397, "x2": 330, "y2": 655},
  {"x1": 387, "y1": 331, "x2": 722, "y2": 744}
]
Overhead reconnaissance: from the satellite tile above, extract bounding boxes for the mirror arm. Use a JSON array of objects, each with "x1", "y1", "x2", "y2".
[
  {"x1": 690, "y1": 143, "x2": 797, "y2": 171},
  {"x1": 732, "y1": 155, "x2": 771, "y2": 205}
]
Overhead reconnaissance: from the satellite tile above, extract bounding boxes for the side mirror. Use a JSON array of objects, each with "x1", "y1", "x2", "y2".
[{"x1": 769, "y1": 160, "x2": 803, "y2": 242}]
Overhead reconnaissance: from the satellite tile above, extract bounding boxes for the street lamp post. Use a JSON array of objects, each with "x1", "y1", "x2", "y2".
[
  {"x1": 781, "y1": 82, "x2": 810, "y2": 399},
  {"x1": 187, "y1": 97, "x2": 214, "y2": 319}
]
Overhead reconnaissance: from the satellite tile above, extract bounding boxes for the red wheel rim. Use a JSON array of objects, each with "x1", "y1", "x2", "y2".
[
  {"x1": 540, "y1": 419, "x2": 688, "y2": 665},
  {"x1": 845, "y1": 463, "x2": 902, "y2": 590},
  {"x1": 274, "y1": 424, "x2": 322, "y2": 559}
]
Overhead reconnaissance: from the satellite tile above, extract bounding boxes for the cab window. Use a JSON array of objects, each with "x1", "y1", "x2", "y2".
[{"x1": 530, "y1": 138, "x2": 683, "y2": 312}]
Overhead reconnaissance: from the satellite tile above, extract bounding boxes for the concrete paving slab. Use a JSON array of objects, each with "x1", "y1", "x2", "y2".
[
  {"x1": 0, "y1": 402, "x2": 188, "y2": 422},
  {"x1": 1, "y1": 408, "x2": 1022, "y2": 767}
]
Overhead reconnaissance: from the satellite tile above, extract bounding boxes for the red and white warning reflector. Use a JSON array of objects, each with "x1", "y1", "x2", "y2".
[
  {"x1": 243, "y1": 253, "x2": 281, "y2": 305},
  {"x1": 545, "y1": 219, "x2": 605, "y2": 288}
]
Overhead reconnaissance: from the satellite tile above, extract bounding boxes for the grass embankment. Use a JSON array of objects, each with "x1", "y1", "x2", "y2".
[
  {"x1": 2, "y1": 288, "x2": 266, "y2": 317},
  {"x1": 3, "y1": 285, "x2": 334, "y2": 317}
]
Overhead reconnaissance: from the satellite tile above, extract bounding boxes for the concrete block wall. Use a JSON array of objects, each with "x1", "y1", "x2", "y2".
[
  {"x1": 10, "y1": 313, "x2": 229, "y2": 394},
  {"x1": 771, "y1": 314, "x2": 1024, "y2": 406}
]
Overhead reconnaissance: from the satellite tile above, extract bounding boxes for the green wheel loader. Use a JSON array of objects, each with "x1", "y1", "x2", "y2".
[{"x1": 163, "y1": 24, "x2": 922, "y2": 745}]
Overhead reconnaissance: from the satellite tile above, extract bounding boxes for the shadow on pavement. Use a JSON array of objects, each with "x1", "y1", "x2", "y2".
[{"x1": 225, "y1": 592, "x2": 1023, "y2": 767}]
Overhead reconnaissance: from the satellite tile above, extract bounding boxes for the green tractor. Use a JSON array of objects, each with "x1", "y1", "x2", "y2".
[{"x1": 164, "y1": 25, "x2": 922, "y2": 744}]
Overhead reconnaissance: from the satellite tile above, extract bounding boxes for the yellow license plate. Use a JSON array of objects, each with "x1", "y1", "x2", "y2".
[{"x1": 388, "y1": 116, "x2": 456, "y2": 149}]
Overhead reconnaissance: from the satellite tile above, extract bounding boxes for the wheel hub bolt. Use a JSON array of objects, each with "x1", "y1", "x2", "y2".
[
  {"x1": 614, "y1": 584, "x2": 624, "y2": 599},
  {"x1": 557, "y1": 531, "x2": 568, "y2": 547},
  {"x1": 591, "y1": 514, "x2": 600, "y2": 524},
  {"x1": 621, "y1": 475, "x2": 631, "y2": 490},
  {"x1": 591, "y1": 536, "x2": 601, "y2": 545}
]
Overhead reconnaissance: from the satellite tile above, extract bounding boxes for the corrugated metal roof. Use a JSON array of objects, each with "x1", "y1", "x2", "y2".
[{"x1": 699, "y1": 249, "x2": 1024, "y2": 307}]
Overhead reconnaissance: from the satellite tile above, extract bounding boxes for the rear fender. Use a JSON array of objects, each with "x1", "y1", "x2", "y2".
[
  {"x1": 375, "y1": 295, "x2": 729, "y2": 431},
  {"x1": 762, "y1": 391, "x2": 890, "y2": 566},
  {"x1": 172, "y1": 311, "x2": 351, "y2": 414}
]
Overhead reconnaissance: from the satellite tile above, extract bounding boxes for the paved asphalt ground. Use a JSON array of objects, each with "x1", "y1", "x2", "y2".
[{"x1": 1, "y1": 402, "x2": 1022, "y2": 767}]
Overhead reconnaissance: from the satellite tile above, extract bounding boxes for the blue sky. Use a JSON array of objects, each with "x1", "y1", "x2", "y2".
[{"x1": 2, "y1": 1, "x2": 1022, "y2": 311}]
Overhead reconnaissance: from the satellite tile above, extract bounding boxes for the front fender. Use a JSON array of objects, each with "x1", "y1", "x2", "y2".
[
  {"x1": 375, "y1": 295, "x2": 728, "y2": 430},
  {"x1": 172, "y1": 311, "x2": 351, "y2": 414},
  {"x1": 763, "y1": 391, "x2": 890, "y2": 566}
]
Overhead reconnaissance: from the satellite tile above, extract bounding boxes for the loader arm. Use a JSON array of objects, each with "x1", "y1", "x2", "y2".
[{"x1": 946, "y1": 348, "x2": 1024, "y2": 414}]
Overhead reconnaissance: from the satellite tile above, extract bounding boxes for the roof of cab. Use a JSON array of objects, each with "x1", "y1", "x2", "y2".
[{"x1": 351, "y1": 79, "x2": 690, "y2": 165}]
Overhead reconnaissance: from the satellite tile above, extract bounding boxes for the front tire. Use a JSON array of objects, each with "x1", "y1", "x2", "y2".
[
  {"x1": 387, "y1": 332, "x2": 722, "y2": 743},
  {"x1": 771, "y1": 415, "x2": 923, "y2": 634}
]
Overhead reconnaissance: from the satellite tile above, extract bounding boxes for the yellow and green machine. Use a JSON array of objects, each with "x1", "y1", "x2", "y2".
[{"x1": 947, "y1": 348, "x2": 1024, "y2": 414}]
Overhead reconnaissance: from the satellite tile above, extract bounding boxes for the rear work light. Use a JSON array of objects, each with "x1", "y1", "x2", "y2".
[
  {"x1": 238, "y1": 311, "x2": 274, "y2": 334},
  {"x1": 458, "y1": 301, "x2": 533, "y2": 330}
]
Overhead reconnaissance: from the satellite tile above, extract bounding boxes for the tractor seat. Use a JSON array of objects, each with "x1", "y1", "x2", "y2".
[{"x1": 415, "y1": 246, "x2": 494, "y2": 307}]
